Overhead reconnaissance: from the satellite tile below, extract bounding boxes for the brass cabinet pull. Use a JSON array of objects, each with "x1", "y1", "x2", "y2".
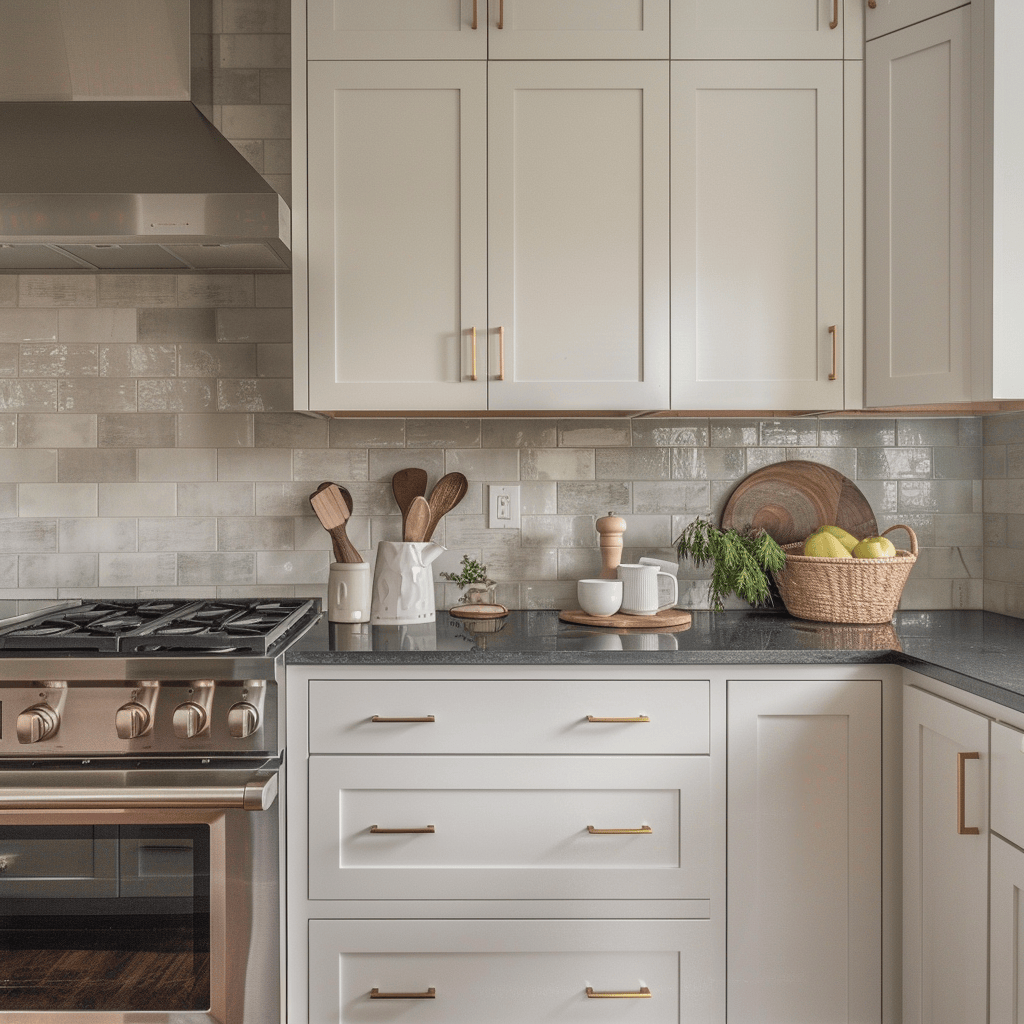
[
  {"x1": 370, "y1": 825, "x2": 436, "y2": 834},
  {"x1": 470, "y1": 327, "x2": 478, "y2": 381},
  {"x1": 370, "y1": 715, "x2": 435, "y2": 723},
  {"x1": 587, "y1": 825, "x2": 652, "y2": 835},
  {"x1": 828, "y1": 325, "x2": 838, "y2": 380},
  {"x1": 472, "y1": 0, "x2": 477, "y2": 29},
  {"x1": 371, "y1": 988, "x2": 436, "y2": 999},
  {"x1": 957, "y1": 751, "x2": 981, "y2": 835},
  {"x1": 586, "y1": 987, "x2": 651, "y2": 999},
  {"x1": 868, "y1": 0, "x2": 876, "y2": 7},
  {"x1": 829, "y1": 0, "x2": 839, "y2": 29},
  {"x1": 497, "y1": 325, "x2": 506, "y2": 380},
  {"x1": 498, "y1": 0, "x2": 504, "y2": 29},
  {"x1": 587, "y1": 715, "x2": 649, "y2": 723}
]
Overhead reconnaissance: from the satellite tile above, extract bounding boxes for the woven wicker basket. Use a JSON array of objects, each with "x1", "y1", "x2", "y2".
[{"x1": 773, "y1": 524, "x2": 918, "y2": 624}]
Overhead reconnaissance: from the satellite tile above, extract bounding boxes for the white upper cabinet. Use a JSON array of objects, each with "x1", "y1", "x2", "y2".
[
  {"x1": 670, "y1": 61, "x2": 846, "y2": 410},
  {"x1": 486, "y1": 0, "x2": 669, "y2": 59},
  {"x1": 672, "y1": 0, "x2": 862, "y2": 59},
  {"x1": 307, "y1": 0, "x2": 486, "y2": 60},
  {"x1": 864, "y1": 0, "x2": 968, "y2": 41},
  {"x1": 487, "y1": 61, "x2": 670, "y2": 411},
  {"x1": 306, "y1": 61, "x2": 488, "y2": 412},
  {"x1": 864, "y1": 8, "x2": 972, "y2": 407},
  {"x1": 307, "y1": 0, "x2": 669, "y2": 60}
]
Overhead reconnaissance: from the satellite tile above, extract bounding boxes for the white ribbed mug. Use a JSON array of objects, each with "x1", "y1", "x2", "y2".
[{"x1": 616, "y1": 563, "x2": 678, "y2": 616}]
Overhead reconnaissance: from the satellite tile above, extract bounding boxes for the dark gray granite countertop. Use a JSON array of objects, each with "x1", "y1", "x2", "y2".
[{"x1": 285, "y1": 608, "x2": 1024, "y2": 715}]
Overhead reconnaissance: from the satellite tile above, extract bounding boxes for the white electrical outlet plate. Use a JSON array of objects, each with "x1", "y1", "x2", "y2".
[{"x1": 488, "y1": 484, "x2": 521, "y2": 529}]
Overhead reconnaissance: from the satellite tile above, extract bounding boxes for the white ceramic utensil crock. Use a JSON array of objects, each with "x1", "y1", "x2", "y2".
[
  {"x1": 370, "y1": 541, "x2": 445, "y2": 625},
  {"x1": 328, "y1": 561, "x2": 371, "y2": 623}
]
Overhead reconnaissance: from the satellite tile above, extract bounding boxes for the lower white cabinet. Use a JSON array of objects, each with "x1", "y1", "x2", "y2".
[
  {"x1": 991, "y1": 834, "x2": 1024, "y2": 1022},
  {"x1": 727, "y1": 678, "x2": 882, "y2": 1023},
  {"x1": 902, "y1": 684, "x2": 988, "y2": 1024},
  {"x1": 308, "y1": 919, "x2": 715, "y2": 1024}
]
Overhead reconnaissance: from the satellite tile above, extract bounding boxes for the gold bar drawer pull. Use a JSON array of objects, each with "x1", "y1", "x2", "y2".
[
  {"x1": 587, "y1": 715, "x2": 649, "y2": 723},
  {"x1": 371, "y1": 988, "x2": 436, "y2": 999},
  {"x1": 369, "y1": 825, "x2": 436, "y2": 834},
  {"x1": 586, "y1": 987, "x2": 652, "y2": 999},
  {"x1": 370, "y1": 715, "x2": 436, "y2": 723},
  {"x1": 587, "y1": 825, "x2": 652, "y2": 835}
]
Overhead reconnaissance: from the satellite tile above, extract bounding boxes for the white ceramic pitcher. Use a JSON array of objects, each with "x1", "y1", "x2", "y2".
[
  {"x1": 370, "y1": 541, "x2": 446, "y2": 625},
  {"x1": 617, "y1": 562, "x2": 679, "y2": 616}
]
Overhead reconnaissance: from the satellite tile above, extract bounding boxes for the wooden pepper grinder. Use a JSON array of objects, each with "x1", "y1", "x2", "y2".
[{"x1": 596, "y1": 512, "x2": 627, "y2": 579}]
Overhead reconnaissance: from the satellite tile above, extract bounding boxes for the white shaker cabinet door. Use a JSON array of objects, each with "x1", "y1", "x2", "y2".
[
  {"x1": 991, "y1": 834, "x2": 1024, "y2": 1023},
  {"x1": 306, "y1": 62, "x2": 488, "y2": 412},
  {"x1": 671, "y1": 61, "x2": 845, "y2": 410},
  {"x1": 865, "y1": 0, "x2": 968, "y2": 41},
  {"x1": 727, "y1": 678, "x2": 881, "y2": 1024},
  {"x1": 486, "y1": 0, "x2": 669, "y2": 59},
  {"x1": 307, "y1": 0, "x2": 486, "y2": 59},
  {"x1": 902, "y1": 685, "x2": 988, "y2": 1024},
  {"x1": 864, "y1": 8, "x2": 972, "y2": 407},
  {"x1": 487, "y1": 61, "x2": 670, "y2": 411},
  {"x1": 672, "y1": 0, "x2": 860, "y2": 59}
]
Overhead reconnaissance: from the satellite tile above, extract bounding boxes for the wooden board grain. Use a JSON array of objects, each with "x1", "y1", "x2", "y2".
[
  {"x1": 559, "y1": 608, "x2": 692, "y2": 630},
  {"x1": 720, "y1": 460, "x2": 877, "y2": 546}
]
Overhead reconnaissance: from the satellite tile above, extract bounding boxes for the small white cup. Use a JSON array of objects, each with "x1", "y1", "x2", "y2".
[
  {"x1": 617, "y1": 563, "x2": 679, "y2": 616},
  {"x1": 328, "y1": 562, "x2": 371, "y2": 623},
  {"x1": 577, "y1": 578, "x2": 623, "y2": 617}
]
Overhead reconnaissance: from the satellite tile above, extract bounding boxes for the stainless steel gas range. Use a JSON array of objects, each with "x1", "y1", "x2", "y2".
[{"x1": 0, "y1": 597, "x2": 322, "y2": 1024}]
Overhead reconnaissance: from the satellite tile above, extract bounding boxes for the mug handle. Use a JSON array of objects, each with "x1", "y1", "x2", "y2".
[{"x1": 656, "y1": 570, "x2": 678, "y2": 611}]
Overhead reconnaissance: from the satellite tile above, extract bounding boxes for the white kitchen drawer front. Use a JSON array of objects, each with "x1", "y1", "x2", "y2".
[
  {"x1": 307, "y1": 677, "x2": 709, "y2": 754},
  {"x1": 308, "y1": 918, "x2": 719, "y2": 1023},
  {"x1": 991, "y1": 720, "x2": 1024, "y2": 851},
  {"x1": 308, "y1": 756, "x2": 710, "y2": 901}
]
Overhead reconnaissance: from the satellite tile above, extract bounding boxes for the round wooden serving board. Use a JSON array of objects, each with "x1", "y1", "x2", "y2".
[
  {"x1": 720, "y1": 460, "x2": 878, "y2": 546},
  {"x1": 559, "y1": 608, "x2": 692, "y2": 630},
  {"x1": 449, "y1": 603, "x2": 509, "y2": 620}
]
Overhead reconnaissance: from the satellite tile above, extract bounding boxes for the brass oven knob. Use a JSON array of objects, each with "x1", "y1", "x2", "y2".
[
  {"x1": 115, "y1": 701, "x2": 152, "y2": 740},
  {"x1": 227, "y1": 701, "x2": 260, "y2": 738},
  {"x1": 17, "y1": 703, "x2": 60, "y2": 744},
  {"x1": 172, "y1": 701, "x2": 208, "y2": 739}
]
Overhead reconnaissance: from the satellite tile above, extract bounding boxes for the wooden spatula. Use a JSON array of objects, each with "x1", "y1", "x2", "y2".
[
  {"x1": 424, "y1": 472, "x2": 468, "y2": 541},
  {"x1": 310, "y1": 483, "x2": 362, "y2": 563},
  {"x1": 404, "y1": 495, "x2": 431, "y2": 543},
  {"x1": 392, "y1": 468, "x2": 428, "y2": 535}
]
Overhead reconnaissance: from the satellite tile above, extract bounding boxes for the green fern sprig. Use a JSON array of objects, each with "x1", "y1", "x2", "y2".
[{"x1": 675, "y1": 517, "x2": 786, "y2": 612}]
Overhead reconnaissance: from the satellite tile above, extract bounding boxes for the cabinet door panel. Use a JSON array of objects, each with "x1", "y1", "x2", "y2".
[
  {"x1": 728, "y1": 678, "x2": 881, "y2": 1023},
  {"x1": 488, "y1": 62, "x2": 669, "y2": 410},
  {"x1": 902, "y1": 685, "x2": 987, "y2": 1024},
  {"x1": 487, "y1": 0, "x2": 669, "y2": 58},
  {"x1": 672, "y1": 0, "x2": 852, "y2": 59},
  {"x1": 991, "y1": 835, "x2": 1024, "y2": 1023},
  {"x1": 671, "y1": 62, "x2": 845, "y2": 409},
  {"x1": 308, "y1": 0, "x2": 485, "y2": 59},
  {"x1": 865, "y1": 0, "x2": 968, "y2": 41},
  {"x1": 865, "y1": 8, "x2": 971, "y2": 406},
  {"x1": 307, "y1": 62, "x2": 487, "y2": 411}
]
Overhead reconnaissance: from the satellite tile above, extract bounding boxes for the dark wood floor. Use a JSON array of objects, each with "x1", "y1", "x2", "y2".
[{"x1": 0, "y1": 948, "x2": 210, "y2": 1011}]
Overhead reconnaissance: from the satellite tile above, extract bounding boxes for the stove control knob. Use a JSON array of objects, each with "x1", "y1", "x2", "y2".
[
  {"x1": 17, "y1": 703, "x2": 60, "y2": 744},
  {"x1": 227, "y1": 701, "x2": 260, "y2": 739},
  {"x1": 172, "y1": 701, "x2": 208, "y2": 739},
  {"x1": 115, "y1": 701, "x2": 152, "y2": 740}
]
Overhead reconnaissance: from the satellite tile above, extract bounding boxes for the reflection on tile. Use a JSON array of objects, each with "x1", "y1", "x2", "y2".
[
  {"x1": 897, "y1": 417, "x2": 960, "y2": 447},
  {"x1": 672, "y1": 447, "x2": 745, "y2": 481},
  {"x1": 407, "y1": 418, "x2": 481, "y2": 449},
  {"x1": 760, "y1": 420, "x2": 817, "y2": 446},
  {"x1": 557, "y1": 482, "x2": 630, "y2": 515},
  {"x1": 329, "y1": 417, "x2": 404, "y2": 449},
  {"x1": 818, "y1": 417, "x2": 895, "y2": 448},
  {"x1": 633, "y1": 481, "x2": 709, "y2": 515},
  {"x1": 858, "y1": 447, "x2": 931, "y2": 480},
  {"x1": 631, "y1": 418, "x2": 709, "y2": 447},
  {"x1": 521, "y1": 448, "x2": 595, "y2": 481},
  {"x1": 710, "y1": 419, "x2": 758, "y2": 447},
  {"x1": 257, "y1": 412, "x2": 328, "y2": 448},
  {"x1": 482, "y1": 418, "x2": 558, "y2": 449},
  {"x1": 557, "y1": 419, "x2": 631, "y2": 447},
  {"x1": 521, "y1": 515, "x2": 596, "y2": 548}
]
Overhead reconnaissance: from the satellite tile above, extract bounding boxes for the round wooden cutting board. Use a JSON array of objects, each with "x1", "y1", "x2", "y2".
[
  {"x1": 559, "y1": 608, "x2": 692, "y2": 631},
  {"x1": 720, "y1": 461, "x2": 877, "y2": 546}
]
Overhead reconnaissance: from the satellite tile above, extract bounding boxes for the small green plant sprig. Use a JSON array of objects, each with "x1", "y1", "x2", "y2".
[
  {"x1": 439, "y1": 554, "x2": 494, "y2": 589},
  {"x1": 675, "y1": 517, "x2": 786, "y2": 612}
]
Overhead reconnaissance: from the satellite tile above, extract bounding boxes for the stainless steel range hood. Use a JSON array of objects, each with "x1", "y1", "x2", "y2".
[{"x1": 0, "y1": 0, "x2": 290, "y2": 272}]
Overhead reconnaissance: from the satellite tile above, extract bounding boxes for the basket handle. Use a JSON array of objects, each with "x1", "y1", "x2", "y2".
[{"x1": 881, "y1": 524, "x2": 918, "y2": 556}]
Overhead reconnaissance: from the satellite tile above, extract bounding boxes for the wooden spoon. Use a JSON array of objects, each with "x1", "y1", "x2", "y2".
[
  {"x1": 392, "y1": 468, "x2": 428, "y2": 535},
  {"x1": 424, "y1": 472, "x2": 468, "y2": 541},
  {"x1": 310, "y1": 483, "x2": 362, "y2": 563},
  {"x1": 404, "y1": 495, "x2": 431, "y2": 543}
]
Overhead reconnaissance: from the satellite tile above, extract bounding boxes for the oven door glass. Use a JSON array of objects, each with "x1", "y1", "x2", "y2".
[{"x1": 0, "y1": 824, "x2": 211, "y2": 1012}]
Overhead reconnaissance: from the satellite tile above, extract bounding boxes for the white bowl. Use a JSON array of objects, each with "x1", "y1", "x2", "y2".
[{"x1": 577, "y1": 578, "x2": 623, "y2": 617}]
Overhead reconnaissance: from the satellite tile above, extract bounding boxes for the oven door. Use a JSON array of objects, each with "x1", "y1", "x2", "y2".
[{"x1": 0, "y1": 764, "x2": 281, "y2": 1024}]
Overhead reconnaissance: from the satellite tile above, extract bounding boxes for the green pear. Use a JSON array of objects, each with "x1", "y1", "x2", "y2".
[
  {"x1": 809, "y1": 524, "x2": 860, "y2": 553},
  {"x1": 803, "y1": 532, "x2": 853, "y2": 558},
  {"x1": 852, "y1": 536, "x2": 897, "y2": 559}
]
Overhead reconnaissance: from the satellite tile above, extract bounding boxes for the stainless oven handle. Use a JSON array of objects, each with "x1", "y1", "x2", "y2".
[{"x1": 0, "y1": 772, "x2": 278, "y2": 812}]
